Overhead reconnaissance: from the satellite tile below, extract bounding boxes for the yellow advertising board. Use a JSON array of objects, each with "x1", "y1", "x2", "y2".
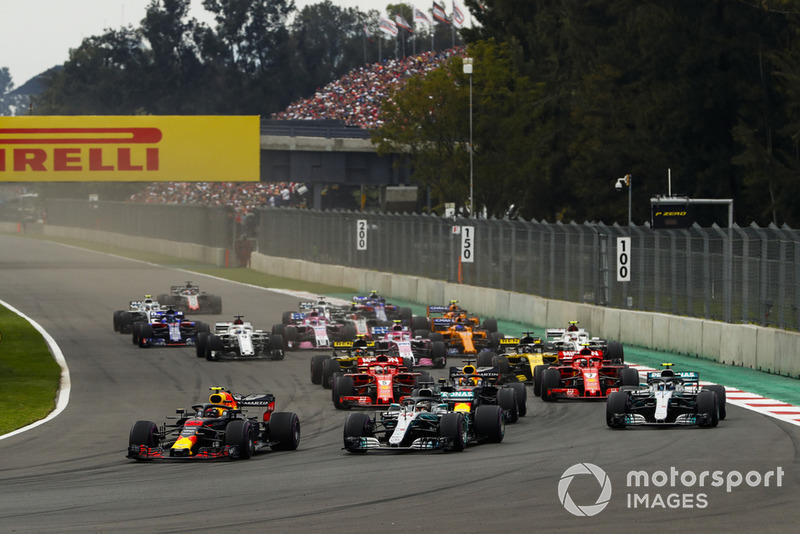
[{"x1": 0, "y1": 115, "x2": 259, "y2": 181}]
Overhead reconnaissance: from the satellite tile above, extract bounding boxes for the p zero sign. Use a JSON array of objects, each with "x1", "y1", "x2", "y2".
[{"x1": 0, "y1": 115, "x2": 259, "y2": 181}]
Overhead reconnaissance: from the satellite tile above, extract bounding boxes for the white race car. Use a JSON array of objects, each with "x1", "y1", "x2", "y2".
[{"x1": 196, "y1": 316, "x2": 285, "y2": 361}]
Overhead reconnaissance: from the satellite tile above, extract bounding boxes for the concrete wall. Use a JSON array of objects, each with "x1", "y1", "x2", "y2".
[{"x1": 34, "y1": 225, "x2": 800, "y2": 379}]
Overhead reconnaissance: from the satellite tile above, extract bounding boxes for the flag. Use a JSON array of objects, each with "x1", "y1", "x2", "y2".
[
  {"x1": 395, "y1": 14, "x2": 413, "y2": 33},
  {"x1": 362, "y1": 23, "x2": 374, "y2": 42},
  {"x1": 432, "y1": 2, "x2": 449, "y2": 25},
  {"x1": 414, "y1": 6, "x2": 431, "y2": 25},
  {"x1": 379, "y1": 16, "x2": 398, "y2": 37},
  {"x1": 452, "y1": 0, "x2": 466, "y2": 28}
]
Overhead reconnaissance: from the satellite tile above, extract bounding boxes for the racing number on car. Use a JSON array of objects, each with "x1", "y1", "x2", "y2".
[
  {"x1": 461, "y1": 226, "x2": 475, "y2": 263},
  {"x1": 617, "y1": 237, "x2": 631, "y2": 282},
  {"x1": 357, "y1": 219, "x2": 368, "y2": 251}
]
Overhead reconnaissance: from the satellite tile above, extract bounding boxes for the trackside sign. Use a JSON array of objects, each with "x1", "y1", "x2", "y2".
[{"x1": 0, "y1": 115, "x2": 259, "y2": 181}]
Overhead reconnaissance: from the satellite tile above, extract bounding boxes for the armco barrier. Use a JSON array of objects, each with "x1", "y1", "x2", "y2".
[{"x1": 28, "y1": 225, "x2": 800, "y2": 379}]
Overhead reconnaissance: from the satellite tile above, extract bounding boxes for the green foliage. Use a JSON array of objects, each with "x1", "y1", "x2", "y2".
[{"x1": 0, "y1": 305, "x2": 61, "y2": 435}]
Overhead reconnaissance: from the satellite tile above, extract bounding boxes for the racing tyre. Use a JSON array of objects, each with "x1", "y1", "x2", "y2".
[
  {"x1": 332, "y1": 376, "x2": 355, "y2": 409},
  {"x1": 272, "y1": 323, "x2": 286, "y2": 337},
  {"x1": 606, "y1": 341, "x2": 624, "y2": 364},
  {"x1": 411, "y1": 315, "x2": 429, "y2": 332},
  {"x1": 507, "y1": 382, "x2": 527, "y2": 417},
  {"x1": 113, "y1": 310, "x2": 123, "y2": 332},
  {"x1": 431, "y1": 341, "x2": 447, "y2": 368},
  {"x1": 269, "y1": 412, "x2": 301, "y2": 451},
  {"x1": 399, "y1": 307, "x2": 413, "y2": 324},
  {"x1": 343, "y1": 412, "x2": 373, "y2": 453},
  {"x1": 532, "y1": 365, "x2": 549, "y2": 397},
  {"x1": 321, "y1": 358, "x2": 340, "y2": 389},
  {"x1": 282, "y1": 311, "x2": 294, "y2": 325},
  {"x1": 428, "y1": 332, "x2": 444, "y2": 342},
  {"x1": 476, "y1": 351, "x2": 494, "y2": 368},
  {"x1": 225, "y1": 420, "x2": 255, "y2": 459},
  {"x1": 342, "y1": 323, "x2": 357, "y2": 341},
  {"x1": 488, "y1": 331, "x2": 504, "y2": 349},
  {"x1": 195, "y1": 321, "x2": 210, "y2": 334},
  {"x1": 210, "y1": 295, "x2": 222, "y2": 314},
  {"x1": 696, "y1": 389, "x2": 719, "y2": 428},
  {"x1": 206, "y1": 334, "x2": 222, "y2": 361},
  {"x1": 606, "y1": 391, "x2": 628, "y2": 428},
  {"x1": 619, "y1": 368, "x2": 640, "y2": 387},
  {"x1": 118, "y1": 312, "x2": 134, "y2": 334},
  {"x1": 440, "y1": 413, "x2": 467, "y2": 452},
  {"x1": 137, "y1": 324, "x2": 153, "y2": 348},
  {"x1": 541, "y1": 368, "x2": 562, "y2": 401},
  {"x1": 483, "y1": 318, "x2": 498, "y2": 333},
  {"x1": 269, "y1": 334, "x2": 285, "y2": 360},
  {"x1": 474, "y1": 405, "x2": 505, "y2": 443},
  {"x1": 196, "y1": 332, "x2": 209, "y2": 358},
  {"x1": 413, "y1": 329, "x2": 431, "y2": 340},
  {"x1": 129, "y1": 420, "x2": 159, "y2": 449},
  {"x1": 310, "y1": 354, "x2": 330, "y2": 385},
  {"x1": 703, "y1": 385, "x2": 727, "y2": 420},
  {"x1": 497, "y1": 387, "x2": 519, "y2": 424},
  {"x1": 284, "y1": 326, "x2": 299, "y2": 350},
  {"x1": 403, "y1": 357, "x2": 415, "y2": 371},
  {"x1": 132, "y1": 321, "x2": 144, "y2": 345},
  {"x1": 492, "y1": 355, "x2": 511, "y2": 374}
]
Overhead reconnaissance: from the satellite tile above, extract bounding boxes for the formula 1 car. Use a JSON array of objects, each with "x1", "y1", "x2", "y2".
[
  {"x1": 310, "y1": 338, "x2": 414, "y2": 389},
  {"x1": 606, "y1": 365, "x2": 727, "y2": 428},
  {"x1": 539, "y1": 349, "x2": 638, "y2": 401},
  {"x1": 132, "y1": 309, "x2": 210, "y2": 348},
  {"x1": 279, "y1": 307, "x2": 357, "y2": 350},
  {"x1": 157, "y1": 281, "x2": 222, "y2": 314},
  {"x1": 127, "y1": 387, "x2": 300, "y2": 460},
  {"x1": 545, "y1": 322, "x2": 624, "y2": 363},
  {"x1": 331, "y1": 354, "x2": 425, "y2": 409},
  {"x1": 420, "y1": 302, "x2": 503, "y2": 357},
  {"x1": 113, "y1": 295, "x2": 162, "y2": 334},
  {"x1": 484, "y1": 333, "x2": 559, "y2": 390},
  {"x1": 371, "y1": 323, "x2": 448, "y2": 368},
  {"x1": 195, "y1": 316, "x2": 285, "y2": 361},
  {"x1": 349, "y1": 291, "x2": 413, "y2": 325},
  {"x1": 342, "y1": 391, "x2": 505, "y2": 453},
  {"x1": 442, "y1": 363, "x2": 527, "y2": 423}
]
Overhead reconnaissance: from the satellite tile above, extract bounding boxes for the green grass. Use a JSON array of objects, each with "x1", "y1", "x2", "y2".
[{"x1": 0, "y1": 306, "x2": 61, "y2": 435}]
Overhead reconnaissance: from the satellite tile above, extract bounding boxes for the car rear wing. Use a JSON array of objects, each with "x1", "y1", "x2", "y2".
[
  {"x1": 646, "y1": 371, "x2": 699, "y2": 383},
  {"x1": 233, "y1": 393, "x2": 276, "y2": 406}
]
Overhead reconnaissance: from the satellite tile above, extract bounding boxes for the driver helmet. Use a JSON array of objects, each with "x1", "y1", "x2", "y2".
[
  {"x1": 204, "y1": 407, "x2": 223, "y2": 418},
  {"x1": 233, "y1": 317, "x2": 244, "y2": 325},
  {"x1": 393, "y1": 324, "x2": 403, "y2": 332},
  {"x1": 455, "y1": 324, "x2": 465, "y2": 331},
  {"x1": 415, "y1": 400, "x2": 432, "y2": 412}
]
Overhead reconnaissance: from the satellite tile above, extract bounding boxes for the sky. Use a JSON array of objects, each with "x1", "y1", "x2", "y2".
[{"x1": 0, "y1": 0, "x2": 425, "y2": 88}]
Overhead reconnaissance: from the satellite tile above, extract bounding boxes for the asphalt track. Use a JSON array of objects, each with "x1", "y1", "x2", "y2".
[{"x1": 0, "y1": 235, "x2": 798, "y2": 533}]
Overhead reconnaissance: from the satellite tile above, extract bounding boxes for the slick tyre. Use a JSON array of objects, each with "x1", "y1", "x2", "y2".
[
  {"x1": 474, "y1": 405, "x2": 505, "y2": 443},
  {"x1": 310, "y1": 354, "x2": 330, "y2": 385},
  {"x1": 206, "y1": 334, "x2": 222, "y2": 361},
  {"x1": 606, "y1": 391, "x2": 628, "y2": 429},
  {"x1": 532, "y1": 365, "x2": 549, "y2": 397},
  {"x1": 440, "y1": 412, "x2": 467, "y2": 452},
  {"x1": 697, "y1": 389, "x2": 720, "y2": 428},
  {"x1": 196, "y1": 332, "x2": 209, "y2": 358},
  {"x1": 606, "y1": 341, "x2": 624, "y2": 364},
  {"x1": 492, "y1": 355, "x2": 511, "y2": 374},
  {"x1": 225, "y1": 420, "x2": 255, "y2": 459},
  {"x1": 497, "y1": 387, "x2": 519, "y2": 424},
  {"x1": 507, "y1": 382, "x2": 527, "y2": 417},
  {"x1": 137, "y1": 324, "x2": 153, "y2": 348},
  {"x1": 129, "y1": 420, "x2": 159, "y2": 449},
  {"x1": 431, "y1": 341, "x2": 447, "y2": 369},
  {"x1": 541, "y1": 367, "x2": 562, "y2": 401},
  {"x1": 343, "y1": 412, "x2": 372, "y2": 453},
  {"x1": 321, "y1": 358, "x2": 339, "y2": 389},
  {"x1": 332, "y1": 375, "x2": 355, "y2": 409},
  {"x1": 620, "y1": 367, "x2": 640, "y2": 387},
  {"x1": 476, "y1": 351, "x2": 494, "y2": 368},
  {"x1": 703, "y1": 385, "x2": 727, "y2": 420},
  {"x1": 269, "y1": 412, "x2": 301, "y2": 451}
]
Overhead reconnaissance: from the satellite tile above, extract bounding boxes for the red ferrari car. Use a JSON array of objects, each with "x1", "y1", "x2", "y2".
[
  {"x1": 331, "y1": 354, "x2": 426, "y2": 409},
  {"x1": 539, "y1": 349, "x2": 639, "y2": 401}
]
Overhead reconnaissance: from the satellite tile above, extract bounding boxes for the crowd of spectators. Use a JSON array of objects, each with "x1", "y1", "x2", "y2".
[
  {"x1": 272, "y1": 47, "x2": 465, "y2": 129},
  {"x1": 127, "y1": 49, "x2": 463, "y2": 213},
  {"x1": 128, "y1": 182, "x2": 307, "y2": 215}
]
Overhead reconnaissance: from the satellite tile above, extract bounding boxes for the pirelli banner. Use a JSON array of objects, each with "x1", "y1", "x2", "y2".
[{"x1": 0, "y1": 115, "x2": 260, "y2": 181}]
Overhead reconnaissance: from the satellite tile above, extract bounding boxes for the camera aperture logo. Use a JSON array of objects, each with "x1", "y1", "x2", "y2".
[{"x1": 558, "y1": 463, "x2": 612, "y2": 517}]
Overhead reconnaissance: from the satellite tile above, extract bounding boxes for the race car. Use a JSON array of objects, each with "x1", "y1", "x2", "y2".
[
  {"x1": 371, "y1": 322, "x2": 448, "y2": 368},
  {"x1": 279, "y1": 307, "x2": 357, "y2": 350},
  {"x1": 113, "y1": 295, "x2": 162, "y2": 334},
  {"x1": 331, "y1": 354, "x2": 426, "y2": 409},
  {"x1": 310, "y1": 338, "x2": 413, "y2": 389},
  {"x1": 545, "y1": 322, "x2": 624, "y2": 363},
  {"x1": 195, "y1": 316, "x2": 285, "y2": 361},
  {"x1": 127, "y1": 387, "x2": 300, "y2": 460},
  {"x1": 342, "y1": 390, "x2": 505, "y2": 453},
  {"x1": 442, "y1": 363, "x2": 527, "y2": 423},
  {"x1": 349, "y1": 291, "x2": 413, "y2": 325},
  {"x1": 157, "y1": 281, "x2": 222, "y2": 314},
  {"x1": 132, "y1": 308, "x2": 210, "y2": 348},
  {"x1": 539, "y1": 349, "x2": 638, "y2": 401},
  {"x1": 606, "y1": 364, "x2": 727, "y2": 428},
  {"x1": 420, "y1": 302, "x2": 503, "y2": 356},
  {"x1": 484, "y1": 333, "x2": 559, "y2": 391}
]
